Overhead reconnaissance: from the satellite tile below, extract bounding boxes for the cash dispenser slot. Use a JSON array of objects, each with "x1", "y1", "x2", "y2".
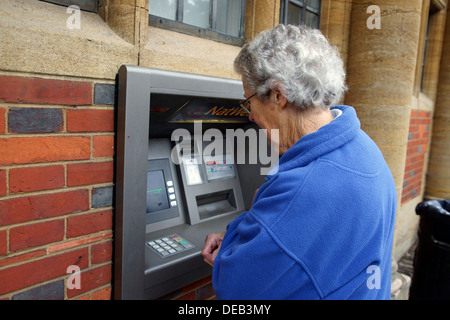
[
  {"x1": 115, "y1": 65, "x2": 269, "y2": 300},
  {"x1": 196, "y1": 189, "x2": 237, "y2": 220}
]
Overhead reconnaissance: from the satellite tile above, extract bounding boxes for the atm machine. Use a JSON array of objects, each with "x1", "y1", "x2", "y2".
[{"x1": 114, "y1": 65, "x2": 272, "y2": 300}]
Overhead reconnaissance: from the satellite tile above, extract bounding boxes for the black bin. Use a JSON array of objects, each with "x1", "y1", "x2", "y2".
[{"x1": 409, "y1": 200, "x2": 450, "y2": 300}]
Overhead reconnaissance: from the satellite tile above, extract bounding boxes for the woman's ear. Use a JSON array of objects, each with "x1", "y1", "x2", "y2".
[{"x1": 270, "y1": 87, "x2": 288, "y2": 111}]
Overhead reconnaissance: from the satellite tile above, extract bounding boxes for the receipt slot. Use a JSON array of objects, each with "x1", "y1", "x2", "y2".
[{"x1": 114, "y1": 66, "x2": 270, "y2": 300}]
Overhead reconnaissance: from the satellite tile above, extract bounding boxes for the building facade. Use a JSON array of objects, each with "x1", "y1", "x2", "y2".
[{"x1": 0, "y1": 0, "x2": 449, "y2": 300}]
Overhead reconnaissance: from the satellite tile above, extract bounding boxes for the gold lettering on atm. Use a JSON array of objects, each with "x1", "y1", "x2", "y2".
[{"x1": 205, "y1": 106, "x2": 247, "y2": 117}]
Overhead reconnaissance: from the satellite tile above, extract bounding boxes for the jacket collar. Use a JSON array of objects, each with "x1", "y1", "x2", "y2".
[{"x1": 268, "y1": 105, "x2": 360, "y2": 176}]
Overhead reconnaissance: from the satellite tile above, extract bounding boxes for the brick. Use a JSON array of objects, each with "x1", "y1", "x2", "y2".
[
  {"x1": 8, "y1": 108, "x2": 63, "y2": 133},
  {"x1": 9, "y1": 165, "x2": 65, "y2": 193},
  {"x1": 0, "y1": 108, "x2": 5, "y2": 134},
  {"x1": 406, "y1": 146, "x2": 419, "y2": 156},
  {"x1": 402, "y1": 180, "x2": 421, "y2": 197},
  {"x1": 178, "y1": 275, "x2": 212, "y2": 295},
  {"x1": 401, "y1": 194, "x2": 412, "y2": 204},
  {"x1": 0, "y1": 189, "x2": 89, "y2": 226},
  {"x1": 0, "y1": 169, "x2": 6, "y2": 196},
  {"x1": 67, "y1": 210, "x2": 112, "y2": 238},
  {"x1": 10, "y1": 220, "x2": 65, "y2": 251},
  {"x1": 0, "y1": 248, "x2": 89, "y2": 295},
  {"x1": 174, "y1": 291, "x2": 196, "y2": 300},
  {"x1": 91, "y1": 186, "x2": 113, "y2": 208},
  {"x1": 93, "y1": 135, "x2": 115, "y2": 157},
  {"x1": 408, "y1": 125, "x2": 423, "y2": 133},
  {"x1": 67, "y1": 264, "x2": 111, "y2": 298},
  {"x1": 12, "y1": 280, "x2": 64, "y2": 300},
  {"x1": 402, "y1": 186, "x2": 422, "y2": 203},
  {"x1": 403, "y1": 174, "x2": 422, "y2": 189},
  {"x1": 0, "y1": 75, "x2": 92, "y2": 105},
  {"x1": 410, "y1": 110, "x2": 430, "y2": 118},
  {"x1": 405, "y1": 160, "x2": 424, "y2": 174},
  {"x1": 410, "y1": 117, "x2": 431, "y2": 125},
  {"x1": 91, "y1": 240, "x2": 113, "y2": 265},
  {"x1": 48, "y1": 232, "x2": 112, "y2": 254},
  {"x1": 409, "y1": 154, "x2": 425, "y2": 164},
  {"x1": 67, "y1": 109, "x2": 114, "y2": 132},
  {"x1": 91, "y1": 286, "x2": 112, "y2": 300},
  {"x1": 67, "y1": 162, "x2": 113, "y2": 187},
  {"x1": 0, "y1": 136, "x2": 90, "y2": 166},
  {"x1": 94, "y1": 84, "x2": 115, "y2": 105},
  {"x1": 0, "y1": 229, "x2": 6, "y2": 255},
  {"x1": 196, "y1": 282, "x2": 215, "y2": 300},
  {"x1": 0, "y1": 249, "x2": 46, "y2": 268},
  {"x1": 411, "y1": 131, "x2": 429, "y2": 140}
]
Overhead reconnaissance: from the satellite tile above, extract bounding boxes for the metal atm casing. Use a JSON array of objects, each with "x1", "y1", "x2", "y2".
[{"x1": 114, "y1": 65, "x2": 265, "y2": 300}]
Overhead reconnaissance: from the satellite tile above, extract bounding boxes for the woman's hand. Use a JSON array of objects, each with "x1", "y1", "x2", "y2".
[{"x1": 201, "y1": 231, "x2": 226, "y2": 267}]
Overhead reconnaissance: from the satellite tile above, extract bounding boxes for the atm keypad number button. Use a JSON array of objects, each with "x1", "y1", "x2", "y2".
[{"x1": 147, "y1": 234, "x2": 195, "y2": 258}]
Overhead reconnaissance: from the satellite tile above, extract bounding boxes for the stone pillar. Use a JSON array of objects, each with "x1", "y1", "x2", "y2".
[
  {"x1": 99, "y1": 0, "x2": 148, "y2": 46},
  {"x1": 244, "y1": 0, "x2": 280, "y2": 41},
  {"x1": 344, "y1": 1, "x2": 423, "y2": 299},
  {"x1": 320, "y1": 0, "x2": 353, "y2": 69},
  {"x1": 421, "y1": 3, "x2": 448, "y2": 102},
  {"x1": 426, "y1": 4, "x2": 450, "y2": 200},
  {"x1": 345, "y1": 0, "x2": 422, "y2": 198}
]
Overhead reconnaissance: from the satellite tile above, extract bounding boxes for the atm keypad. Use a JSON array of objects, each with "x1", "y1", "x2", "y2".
[{"x1": 147, "y1": 234, "x2": 194, "y2": 258}]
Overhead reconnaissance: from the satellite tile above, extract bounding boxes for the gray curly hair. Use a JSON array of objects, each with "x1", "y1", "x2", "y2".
[{"x1": 234, "y1": 24, "x2": 347, "y2": 110}]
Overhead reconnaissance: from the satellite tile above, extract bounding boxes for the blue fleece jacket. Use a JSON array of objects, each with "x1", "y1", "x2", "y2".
[{"x1": 212, "y1": 105, "x2": 397, "y2": 300}]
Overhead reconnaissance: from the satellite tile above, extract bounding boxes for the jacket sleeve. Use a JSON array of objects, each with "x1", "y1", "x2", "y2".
[{"x1": 212, "y1": 212, "x2": 321, "y2": 300}]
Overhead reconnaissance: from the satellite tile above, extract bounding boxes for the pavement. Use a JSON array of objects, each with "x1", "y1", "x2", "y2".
[
  {"x1": 392, "y1": 242, "x2": 417, "y2": 300},
  {"x1": 398, "y1": 243, "x2": 416, "y2": 279}
]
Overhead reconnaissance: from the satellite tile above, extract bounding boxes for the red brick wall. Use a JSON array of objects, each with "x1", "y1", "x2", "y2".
[
  {"x1": 0, "y1": 74, "x2": 215, "y2": 300},
  {"x1": 0, "y1": 74, "x2": 114, "y2": 300},
  {"x1": 402, "y1": 110, "x2": 432, "y2": 204}
]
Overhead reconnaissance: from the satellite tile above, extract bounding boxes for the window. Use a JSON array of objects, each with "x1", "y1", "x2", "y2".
[
  {"x1": 280, "y1": 0, "x2": 321, "y2": 29},
  {"x1": 420, "y1": 0, "x2": 445, "y2": 93},
  {"x1": 40, "y1": 0, "x2": 98, "y2": 13},
  {"x1": 420, "y1": 14, "x2": 431, "y2": 92},
  {"x1": 149, "y1": 0, "x2": 245, "y2": 46}
]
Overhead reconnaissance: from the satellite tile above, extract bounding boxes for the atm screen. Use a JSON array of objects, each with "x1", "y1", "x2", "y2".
[
  {"x1": 181, "y1": 157, "x2": 204, "y2": 186},
  {"x1": 146, "y1": 170, "x2": 170, "y2": 213}
]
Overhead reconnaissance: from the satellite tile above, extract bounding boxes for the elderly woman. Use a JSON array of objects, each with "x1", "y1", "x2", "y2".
[{"x1": 201, "y1": 24, "x2": 397, "y2": 300}]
